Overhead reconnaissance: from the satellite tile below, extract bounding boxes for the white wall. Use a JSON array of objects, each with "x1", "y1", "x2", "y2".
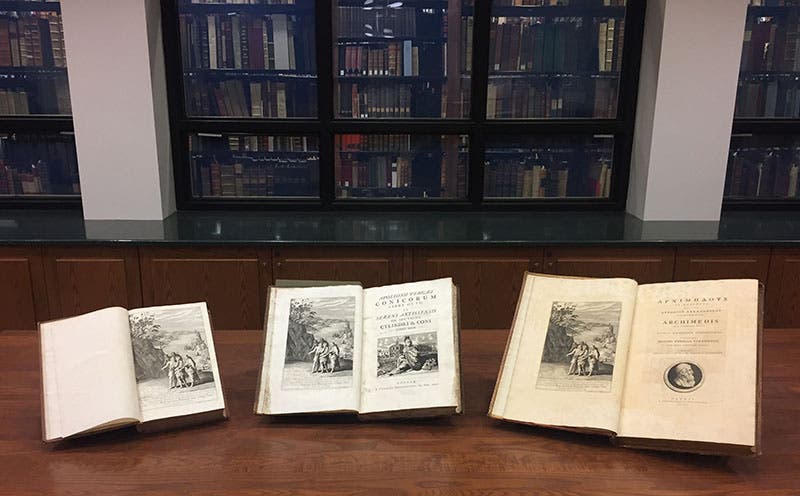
[
  {"x1": 627, "y1": 0, "x2": 749, "y2": 221},
  {"x1": 61, "y1": 0, "x2": 175, "y2": 220}
]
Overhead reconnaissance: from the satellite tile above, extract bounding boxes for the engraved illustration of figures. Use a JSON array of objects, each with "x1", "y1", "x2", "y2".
[
  {"x1": 327, "y1": 342, "x2": 340, "y2": 373},
  {"x1": 673, "y1": 363, "x2": 696, "y2": 388},
  {"x1": 537, "y1": 301, "x2": 621, "y2": 392},
  {"x1": 388, "y1": 336, "x2": 420, "y2": 376}
]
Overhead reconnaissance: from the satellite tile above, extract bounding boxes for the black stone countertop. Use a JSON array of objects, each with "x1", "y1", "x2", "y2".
[{"x1": 0, "y1": 209, "x2": 799, "y2": 246}]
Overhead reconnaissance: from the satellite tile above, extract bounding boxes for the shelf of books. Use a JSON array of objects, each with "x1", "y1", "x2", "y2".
[
  {"x1": 333, "y1": 0, "x2": 473, "y2": 119},
  {"x1": 335, "y1": 134, "x2": 468, "y2": 199},
  {"x1": 177, "y1": 0, "x2": 318, "y2": 118},
  {"x1": 0, "y1": 0, "x2": 77, "y2": 201},
  {"x1": 189, "y1": 133, "x2": 319, "y2": 198},
  {"x1": 725, "y1": 135, "x2": 800, "y2": 200},
  {"x1": 0, "y1": 132, "x2": 79, "y2": 197},
  {"x1": 484, "y1": 134, "x2": 613, "y2": 198},
  {"x1": 167, "y1": 0, "x2": 643, "y2": 208},
  {"x1": 726, "y1": 1, "x2": 800, "y2": 205},
  {"x1": 487, "y1": 0, "x2": 627, "y2": 120}
]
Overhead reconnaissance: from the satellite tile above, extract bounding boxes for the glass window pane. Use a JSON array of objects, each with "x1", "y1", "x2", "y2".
[
  {"x1": 484, "y1": 134, "x2": 614, "y2": 198},
  {"x1": 333, "y1": 0, "x2": 472, "y2": 119},
  {"x1": 736, "y1": 2, "x2": 800, "y2": 118},
  {"x1": 189, "y1": 133, "x2": 319, "y2": 198},
  {"x1": 0, "y1": 132, "x2": 79, "y2": 196},
  {"x1": 487, "y1": 0, "x2": 627, "y2": 119},
  {"x1": 725, "y1": 134, "x2": 800, "y2": 199},
  {"x1": 178, "y1": 0, "x2": 317, "y2": 118},
  {"x1": 335, "y1": 134, "x2": 468, "y2": 198},
  {"x1": 0, "y1": 4, "x2": 71, "y2": 115}
]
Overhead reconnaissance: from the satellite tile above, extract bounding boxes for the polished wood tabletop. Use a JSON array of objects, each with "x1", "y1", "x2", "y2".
[{"x1": 1, "y1": 328, "x2": 798, "y2": 495}]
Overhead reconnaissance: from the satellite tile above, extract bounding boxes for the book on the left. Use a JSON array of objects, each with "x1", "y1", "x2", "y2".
[{"x1": 39, "y1": 302, "x2": 227, "y2": 442}]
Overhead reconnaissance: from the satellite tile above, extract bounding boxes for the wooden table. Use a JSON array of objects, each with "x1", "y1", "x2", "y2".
[{"x1": 1, "y1": 329, "x2": 798, "y2": 495}]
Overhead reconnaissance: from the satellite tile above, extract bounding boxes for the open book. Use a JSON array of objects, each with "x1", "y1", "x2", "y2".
[
  {"x1": 490, "y1": 274, "x2": 762, "y2": 456},
  {"x1": 254, "y1": 278, "x2": 462, "y2": 418},
  {"x1": 40, "y1": 302, "x2": 227, "y2": 442}
]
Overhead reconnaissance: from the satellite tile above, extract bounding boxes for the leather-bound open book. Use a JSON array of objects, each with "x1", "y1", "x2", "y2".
[
  {"x1": 40, "y1": 302, "x2": 227, "y2": 442},
  {"x1": 490, "y1": 273, "x2": 762, "y2": 456},
  {"x1": 254, "y1": 278, "x2": 462, "y2": 419}
]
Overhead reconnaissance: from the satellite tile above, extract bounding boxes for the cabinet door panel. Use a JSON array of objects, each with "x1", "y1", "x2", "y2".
[
  {"x1": 545, "y1": 247, "x2": 675, "y2": 283},
  {"x1": 140, "y1": 247, "x2": 266, "y2": 330},
  {"x1": 0, "y1": 247, "x2": 47, "y2": 330},
  {"x1": 43, "y1": 247, "x2": 142, "y2": 319},
  {"x1": 413, "y1": 248, "x2": 543, "y2": 329},
  {"x1": 272, "y1": 247, "x2": 408, "y2": 288},
  {"x1": 674, "y1": 247, "x2": 770, "y2": 283},
  {"x1": 766, "y1": 249, "x2": 800, "y2": 328}
]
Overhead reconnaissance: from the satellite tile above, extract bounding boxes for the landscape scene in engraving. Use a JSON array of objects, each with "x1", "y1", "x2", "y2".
[
  {"x1": 129, "y1": 306, "x2": 217, "y2": 411},
  {"x1": 536, "y1": 301, "x2": 621, "y2": 393},
  {"x1": 282, "y1": 297, "x2": 355, "y2": 390},
  {"x1": 376, "y1": 331, "x2": 438, "y2": 378}
]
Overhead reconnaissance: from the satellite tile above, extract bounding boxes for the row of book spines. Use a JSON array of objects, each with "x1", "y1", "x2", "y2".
[
  {"x1": 0, "y1": 81, "x2": 69, "y2": 114},
  {"x1": 489, "y1": 17, "x2": 624, "y2": 74},
  {"x1": 486, "y1": 79, "x2": 617, "y2": 118},
  {"x1": 208, "y1": 135, "x2": 316, "y2": 152},
  {"x1": 336, "y1": 7, "x2": 419, "y2": 38},
  {"x1": 337, "y1": 134, "x2": 412, "y2": 152},
  {"x1": 726, "y1": 158, "x2": 800, "y2": 197},
  {"x1": 341, "y1": 84, "x2": 412, "y2": 118},
  {"x1": 189, "y1": 80, "x2": 315, "y2": 117},
  {"x1": 0, "y1": 166, "x2": 80, "y2": 195},
  {"x1": 0, "y1": 14, "x2": 65, "y2": 69},
  {"x1": 741, "y1": 19, "x2": 800, "y2": 73},
  {"x1": 338, "y1": 43, "x2": 422, "y2": 77},
  {"x1": 484, "y1": 163, "x2": 612, "y2": 198},
  {"x1": 181, "y1": 13, "x2": 313, "y2": 72},
  {"x1": 197, "y1": 161, "x2": 316, "y2": 197},
  {"x1": 494, "y1": 0, "x2": 626, "y2": 6},
  {"x1": 736, "y1": 80, "x2": 800, "y2": 117},
  {"x1": 336, "y1": 157, "x2": 414, "y2": 189}
]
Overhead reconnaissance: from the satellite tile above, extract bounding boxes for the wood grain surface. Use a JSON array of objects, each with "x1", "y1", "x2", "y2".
[{"x1": 0, "y1": 328, "x2": 797, "y2": 495}]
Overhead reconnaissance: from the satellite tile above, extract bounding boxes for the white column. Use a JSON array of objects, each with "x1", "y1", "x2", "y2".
[
  {"x1": 61, "y1": 0, "x2": 175, "y2": 220},
  {"x1": 626, "y1": 0, "x2": 749, "y2": 221}
]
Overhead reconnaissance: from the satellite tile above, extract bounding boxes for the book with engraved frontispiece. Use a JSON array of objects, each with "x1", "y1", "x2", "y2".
[
  {"x1": 490, "y1": 273, "x2": 762, "y2": 456},
  {"x1": 254, "y1": 278, "x2": 462, "y2": 418},
  {"x1": 39, "y1": 302, "x2": 227, "y2": 442}
]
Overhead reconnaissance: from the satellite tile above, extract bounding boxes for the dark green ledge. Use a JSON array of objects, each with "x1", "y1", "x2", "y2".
[{"x1": 0, "y1": 209, "x2": 799, "y2": 246}]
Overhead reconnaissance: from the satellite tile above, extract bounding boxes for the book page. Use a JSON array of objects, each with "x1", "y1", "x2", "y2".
[
  {"x1": 359, "y1": 278, "x2": 459, "y2": 414},
  {"x1": 258, "y1": 285, "x2": 363, "y2": 414},
  {"x1": 128, "y1": 302, "x2": 225, "y2": 423},
  {"x1": 618, "y1": 280, "x2": 759, "y2": 447},
  {"x1": 40, "y1": 307, "x2": 141, "y2": 440},
  {"x1": 494, "y1": 274, "x2": 638, "y2": 433}
]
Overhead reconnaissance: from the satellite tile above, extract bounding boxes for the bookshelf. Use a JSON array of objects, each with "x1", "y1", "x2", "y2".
[
  {"x1": 163, "y1": 0, "x2": 645, "y2": 208},
  {"x1": 726, "y1": 0, "x2": 800, "y2": 206},
  {"x1": 0, "y1": 0, "x2": 78, "y2": 203}
]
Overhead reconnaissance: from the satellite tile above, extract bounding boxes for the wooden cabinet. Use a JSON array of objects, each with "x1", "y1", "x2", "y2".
[
  {"x1": 43, "y1": 247, "x2": 141, "y2": 319},
  {"x1": 413, "y1": 248, "x2": 543, "y2": 329},
  {"x1": 543, "y1": 247, "x2": 676, "y2": 283},
  {"x1": 766, "y1": 249, "x2": 800, "y2": 328},
  {"x1": 0, "y1": 247, "x2": 47, "y2": 330},
  {"x1": 272, "y1": 247, "x2": 410, "y2": 288},
  {"x1": 674, "y1": 247, "x2": 771, "y2": 284},
  {"x1": 139, "y1": 247, "x2": 267, "y2": 330}
]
